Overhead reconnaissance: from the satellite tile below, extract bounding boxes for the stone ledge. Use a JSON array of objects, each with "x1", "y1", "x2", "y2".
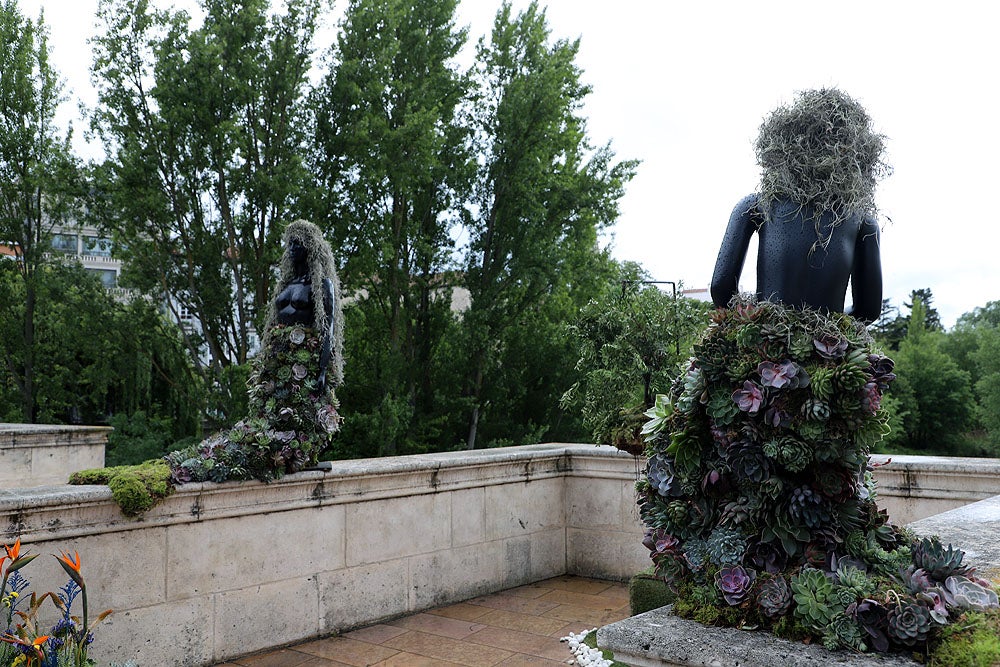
[
  {"x1": 597, "y1": 605, "x2": 918, "y2": 667},
  {"x1": 597, "y1": 492, "x2": 1000, "y2": 666}
]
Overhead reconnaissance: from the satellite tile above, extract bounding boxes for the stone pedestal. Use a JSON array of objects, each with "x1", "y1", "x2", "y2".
[
  {"x1": 597, "y1": 491, "x2": 1000, "y2": 667},
  {"x1": 0, "y1": 424, "x2": 108, "y2": 487}
]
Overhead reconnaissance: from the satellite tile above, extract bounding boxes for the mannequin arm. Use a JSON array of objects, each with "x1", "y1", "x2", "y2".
[{"x1": 711, "y1": 194, "x2": 760, "y2": 308}]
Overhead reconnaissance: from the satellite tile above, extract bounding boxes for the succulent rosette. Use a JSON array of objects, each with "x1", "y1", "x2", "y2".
[{"x1": 715, "y1": 565, "x2": 756, "y2": 605}]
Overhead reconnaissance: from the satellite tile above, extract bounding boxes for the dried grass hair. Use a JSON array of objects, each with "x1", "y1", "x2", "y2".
[
  {"x1": 755, "y1": 88, "x2": 891, "y2": 248},
  {"x1": 262, "y1": 220, "x2": 344, "y2": 386}
]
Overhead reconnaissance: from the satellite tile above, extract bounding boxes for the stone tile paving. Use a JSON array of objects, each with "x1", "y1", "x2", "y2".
[{"x1": 217, "y1": 576, "x2": 629, "y2": 667}]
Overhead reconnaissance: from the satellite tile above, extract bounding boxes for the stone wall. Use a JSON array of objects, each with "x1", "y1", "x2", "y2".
[
  {"x1": 2, "y1": 441, "x2": 997, "y2": 666},
  {"x1": 0, "y1": 424, "x2": 107, "y2": 487},
  {"x1": 871, "y1": 453, "x2": 1000, "y2": 524},
  {"x1": 0, "y1": 444, "x2": 644, "y2": 666}
]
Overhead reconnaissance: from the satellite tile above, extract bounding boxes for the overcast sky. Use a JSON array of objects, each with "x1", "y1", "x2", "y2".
[{"x1": 18, "y1": 0, "x2": 1000, "y2": 328}]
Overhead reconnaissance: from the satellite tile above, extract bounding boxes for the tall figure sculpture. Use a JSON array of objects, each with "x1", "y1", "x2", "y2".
[
  {"x1": 169, "y1": 220, "x2": 344, "y2": 483},
  {"x1": 632, "y1": 90, "x2": 1000, "y2": 654},
  {"x1": 711, "y1": 88, "x2": 888, "y2": 322}
]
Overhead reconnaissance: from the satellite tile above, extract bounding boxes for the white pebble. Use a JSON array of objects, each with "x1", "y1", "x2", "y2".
[{"x1": 559, "y1": 628, "x2": 612, "y2": 667}]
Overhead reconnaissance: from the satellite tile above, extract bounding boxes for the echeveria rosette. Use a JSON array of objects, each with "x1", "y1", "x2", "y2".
[
  {"x1": 757, "y1": 575, "x2": 792, "y2": 618},
  {"x1": 715, "y1": 565, "x2": 756, "y2": 606},
  {"x1": 942, "y1": 575, "x2": 1000, "y2": 611},
  {"x1": 886, "y1": 598, "x2": 932, "y2": 647},
  {"x1": 732, "y1": 380, "x2": 764, "y2": 414},
  {"x1": 911, "y1": 537, "x2": 972, "y2": 581},
  {"x1": 757, "y1": 360, "x2": 810, "y2": 390},
  {"x1": 813, "y1": 334, "x2": 849, "y2": 360},
  {"x1": 642, "y1": 528, "x2": 679, "y2": 559},
  {"x1": 646, "y1": 453, "x2": 684, "y2": 498}
]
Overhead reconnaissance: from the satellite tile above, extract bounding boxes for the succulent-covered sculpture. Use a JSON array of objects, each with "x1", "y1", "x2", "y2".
[{"x1": 638, "y1": 297, "x2": 999, "y2": 655}]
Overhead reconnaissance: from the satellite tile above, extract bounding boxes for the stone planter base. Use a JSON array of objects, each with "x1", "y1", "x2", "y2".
[{"x1": 597, "y1": 605, "x2": 918, "y2": 667}]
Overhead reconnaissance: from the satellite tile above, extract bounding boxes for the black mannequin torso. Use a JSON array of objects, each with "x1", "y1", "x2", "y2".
[{"x1": 710, "y1": 194, "x2": 882, "y2": 323}]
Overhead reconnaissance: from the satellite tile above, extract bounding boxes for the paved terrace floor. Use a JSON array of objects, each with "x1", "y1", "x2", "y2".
[{"x1": 214, "y1": 576, "x2": 629, "y2": 667}]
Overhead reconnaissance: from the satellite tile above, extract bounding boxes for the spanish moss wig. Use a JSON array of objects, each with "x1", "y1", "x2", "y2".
[
  {"x1": 263, "y1": 219, "x2": 344, "y2": 386},
  {"x1": 755, "y1": 88, "x2": 891, "y2": 243}
]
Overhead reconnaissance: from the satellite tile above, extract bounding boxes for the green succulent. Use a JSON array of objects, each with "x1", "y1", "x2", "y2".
[
  {"x1": 706, "y1": 388, "x2": 740, "y2": 425},
  {"x1": 726, "y1": 355, "x2": 758, "y2": 382},
  {"x1": 836, "y1": 564, "x2": 876, "y2": 600},
  {"x1": 759, "y1": 340, "x2": 786, "y2": 360},
  {"x1": 833, "y1": 363, "x2": 868, "y2": 392},
  {"x1": 665, "y1": 499, "x2": 689, "y2": 526},
  {"x1": 824, "y1": 614, "x2": 865, "y2": 651},
  {"x1": 800, "y1": 397, "x2": 831, "y2": 421},
  {"x1": 735, "y1": 323, "x2": 762, "y2": 349},
  {"x1": 788, "y1": 331, "x2": 815, "y2": 362},
  {"x1": 887, "y1": 598, "x2": 932, "y2": 647},
  {"x1": 706, "y1": 526, "x2": 747, "y2": 566},
  {"x1": 912, "y1": 537, "x2": 972, "y2": 581},
  {"x1": 809, "y1": 367, "x2": 834, "y2": 401},
  {"x1": 791, "y1": 568, "x2": 839, "y2": 631}
]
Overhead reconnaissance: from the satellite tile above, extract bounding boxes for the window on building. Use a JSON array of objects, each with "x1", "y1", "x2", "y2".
[
  {"x1": 178, "y1": 305, "x2": 193, "y2": 321},
  {"x1": 87, "y1": 268, "x2": 117, "y2": 288},
  {"x1": 83, "y1": 236, "x2": 113, "y2": 257},
  {"x1": 51, "y1": 234, "x2": 77, "y2": 254}
]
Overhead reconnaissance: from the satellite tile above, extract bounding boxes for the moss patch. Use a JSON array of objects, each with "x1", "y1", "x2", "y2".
[
  {"x1": 929, "y1": 608, "x2": 1000, "y2": 666},
  {"x1": 69, "y1": 460, "x2": 173, "y2": 517},
  {"x1": 629, "y1": 569, "x2": 676, "y2": 615}
]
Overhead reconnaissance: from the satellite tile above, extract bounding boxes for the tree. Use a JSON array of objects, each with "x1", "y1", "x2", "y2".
[
  {"x1": 0, "y1": 260, "x2": 202, "y2": 436},
  {"x1": 874, "y1": 288, "x2": 943, "y2": 350},
  {"x1": 309, "y1": 0, "x2": 471, "y2": 455},
  {"x1": 90, "y1": 0, "x2": 321, "y2": 403},
  {"x1": 461, "y1": 1, "x2": 637, "y2": 448},
  {"x1": 888, "y1": 296, "x2": 974, "y2": 451},
  {"x1": 0, "y1": 1, "x2": 81, "y2": 421},
  {"x1": 562, "y1": 266, "x2": 711, "y2": 451}
]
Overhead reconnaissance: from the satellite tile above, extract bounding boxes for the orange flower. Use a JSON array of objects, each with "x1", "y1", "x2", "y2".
[
  {"x1": 32, "y1": 635, "x2": 50, "y2": 647},
  {"x1": 3, "y1": 538, "x2": 20, "y2": 561},
  {"x1": 55, "y1": 551, "x2": 85, "y2": 589}
]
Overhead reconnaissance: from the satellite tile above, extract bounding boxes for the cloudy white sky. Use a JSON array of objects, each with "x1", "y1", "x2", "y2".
[{"x1": 19, "y1": 0, "x2": 1000, "y2": 327}]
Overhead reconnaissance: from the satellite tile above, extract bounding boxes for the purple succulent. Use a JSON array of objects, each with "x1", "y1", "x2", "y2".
[
  {"x1": 757, "y1": 575, "x2": 792, "y2": 618},
  {"x1": 763, "y1": 406, "x2": 791, "y2": 428},
  {"x1": 715, "y1": 565, "x2": 756, "y2": 605},
  {"x1": 813, "y1": 334, "x2": 849, "y2": 359},
  {"x1": 861, "y1": 382, "x2": 882, "y2": 414},
  {"x1": 916, "y1": 588, "x2": 949, "y2": 624},
  {"x1": 847, "y1": 598, "x2": 889, "y2": 652},
  {"x1": 757, "y1": 360, "x2": 810, "y2": 390},
  {"x1": 943, "y1": 575, "x2": 1000, "y2": 611},
  {"x1": 289, "y1": 327, "x2": 306, "y2": 345},
  {"x1": 701, "y1": 469, "x2": 731, "y2": 497},
  {"x1": 642, "y1": 527, "x2": 679, "y2": 557},
  {"x1": 744, "y1": 538, "x2": 788, "y2": 574},
  {"x1": 732, "y1": 380, "x2": 764, "y2": 414},
  {"x1": 867, "y1": 354, "x2": 897, "y2": 390},
  {"x1": 292, "y1": 363, "x2": 308, "y2": 381}
]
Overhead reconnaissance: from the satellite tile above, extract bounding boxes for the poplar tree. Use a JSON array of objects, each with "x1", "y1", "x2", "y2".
[
  {"x1": 461, "y1": 1, "x2": 636, "y2": 448},
  {"x1": 90, "y1": 0, "x2": 321, "y2": 391},
  {"x1": 309, "y1": 0, "x2": 471, "y2": 454},
  {"x1": 0, "y1": 1, "x2": 81, "y2": 421}
]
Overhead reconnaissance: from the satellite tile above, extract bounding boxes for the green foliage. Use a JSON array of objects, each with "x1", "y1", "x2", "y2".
[
  {"x1": 461, "y1": 1, "x2": 637, "y2": 448},
  {"x1": 562, "y1": 268, "x2": 710, "y2": 449},
  {"x1": 105, "y1": 411, "x2": 175, "y2": 466},
  {"x1": 889, "y1": 297, "x2": 974, "y2": 451},
  {"x1": 930, "y1": 608, "x2": 1000, "y2": 667},
  {"x1": 308, "y1": 0, "x2": 472, "y2": 457},
  {"x1": 69, "y1": 460, "x2": 173, "y2": 517},
  {"x1": 90, "y1": 0, "x2": 321, "y2": 372},
  {"x1": 0, "y1": 0, "x2": 82, "y2": 422},
  {"x1": 0, "y1": 262, "x2": 203, "y2": 435},
  {"x1": 628, "y1": 570, "x2": 676, "y2": 615}
]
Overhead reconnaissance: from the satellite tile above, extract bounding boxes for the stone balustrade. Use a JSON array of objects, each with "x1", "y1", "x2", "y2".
[
  {"x1": 1, "y1": 433, "x2": 998, "y2": 666},
  {"x1": 0, "y1": 424, "x2": 108, "y2": 487}
]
